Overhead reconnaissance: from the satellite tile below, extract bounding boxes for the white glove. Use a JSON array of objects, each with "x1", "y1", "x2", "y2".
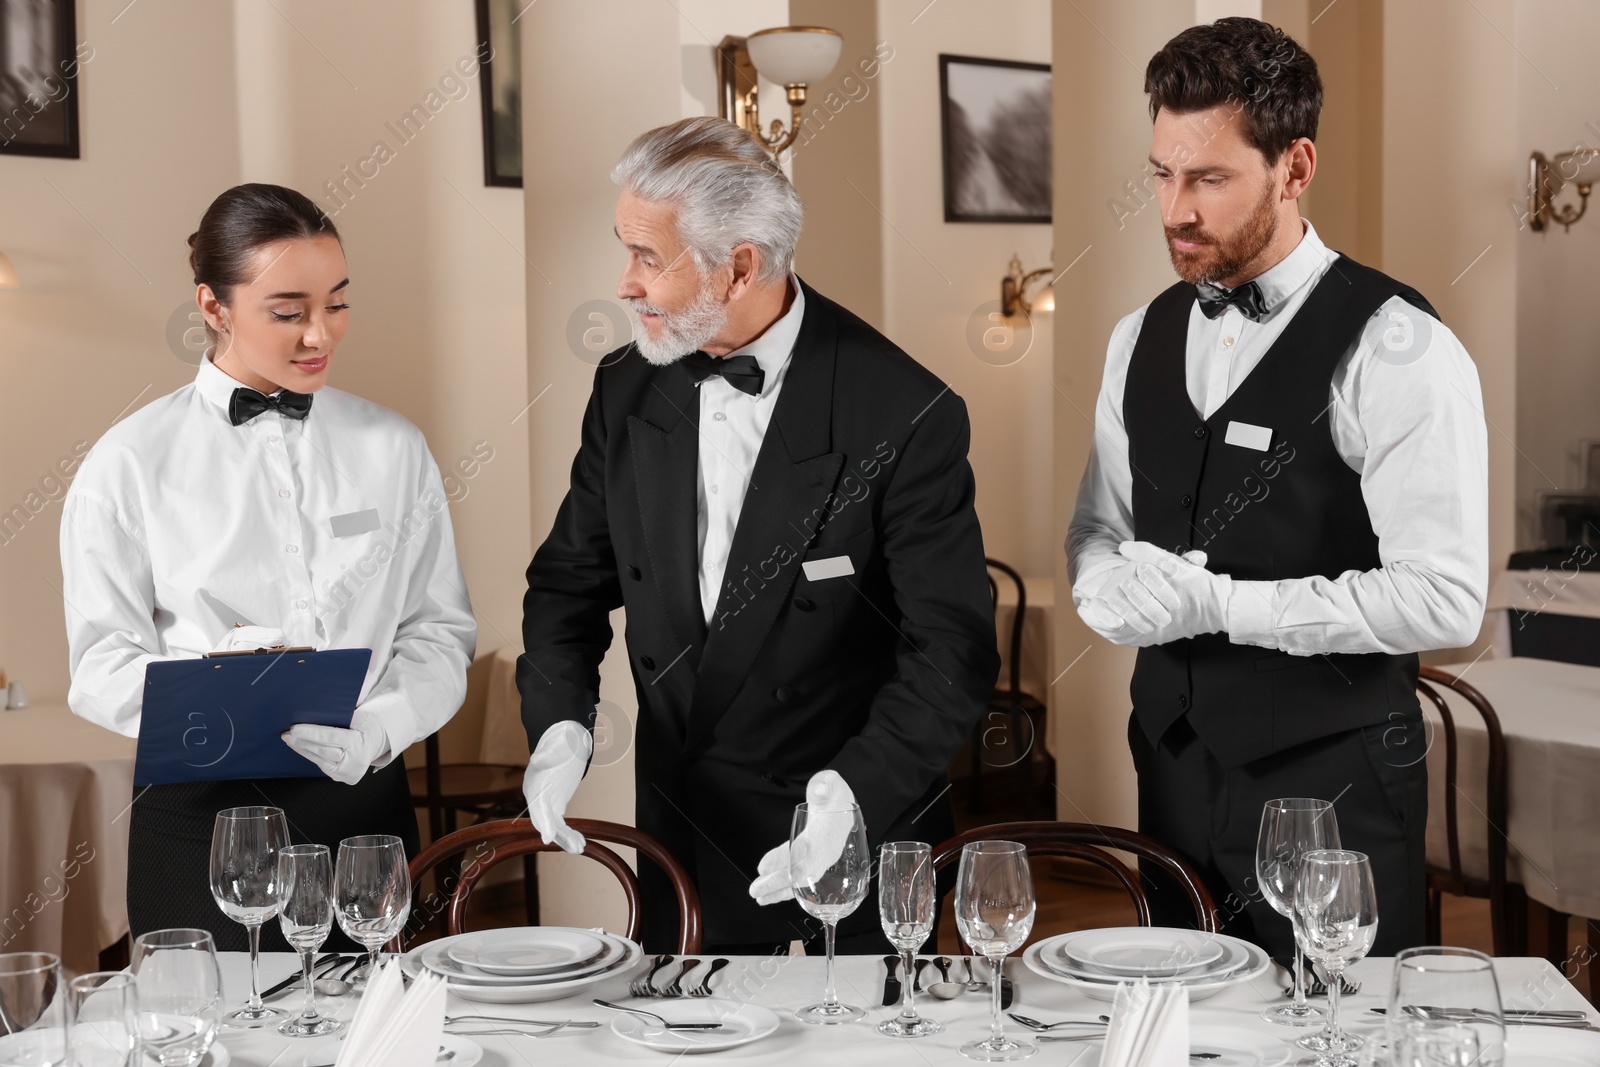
[
  {"x1": 749, "y1": 770, "x2": 856, "y2": 907},
  {"x1": 281, "y1": 708, "x2": 390, "y2": 785},
  {"x1": 211, "y1": 625, "x2": 287, "y2": 653},
  {"x1": 523, "y1": 720, "x2": 592, "y2": 855},
  {"x1": 1079, "y1": 541, "x2": 1230, "y2": 647}
]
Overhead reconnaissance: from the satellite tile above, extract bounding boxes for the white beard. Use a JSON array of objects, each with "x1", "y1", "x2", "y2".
[{"x1": 627, "y1": 283, "x2": 729, "y2": 367}]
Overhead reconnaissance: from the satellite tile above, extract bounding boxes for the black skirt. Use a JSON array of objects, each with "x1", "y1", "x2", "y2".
[{"x1": 125, "y1": 759, "x2": 420, "y2": 953}]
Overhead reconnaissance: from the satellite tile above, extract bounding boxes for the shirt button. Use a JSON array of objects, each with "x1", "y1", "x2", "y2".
[
  {"x1": 1180, "y1": 494, "x2": 1193, "y2": 507},
  {"x1": 278, "y1": 489, "x2": 291, "y2": 498},
  {"x1": 1178, "y1": 694, "x2": 1189, "y2": 708},
  {"x1": 710, "y1": 485, "x2": 720, "y2": 495},
  {"x1": 286, "y1": 545, "x2": 299, "y2": 554},
  {"x1": 713, "y1": 412, "x2": 727, "y2": 422},
  {"x1": 295, "y1": 599, "x2": 309, "y2": 609},
  {"x1": 1223, "y1": 336, "x2": 1236, "y2": 347},
  {"x1": 266, "y1": 434, "x2": 281, "y2": 444},
  {"x1": 1194, "y1": 425, "x2": 1208, "y2": 438}
]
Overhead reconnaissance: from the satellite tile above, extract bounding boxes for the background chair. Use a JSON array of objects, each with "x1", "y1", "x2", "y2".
[
  {"x1": 932, "y1": 820, "x2": 1218, "y2": 933},
  {"x1": 1416, "y1": 664, "x2": 1524, "y2": 956},
  {"x1": 969, "y1": 558, "x2": 1054, "y2": 818},
  {"x1": 391, "y1": 817, "x2": 702, "y2": 954}
]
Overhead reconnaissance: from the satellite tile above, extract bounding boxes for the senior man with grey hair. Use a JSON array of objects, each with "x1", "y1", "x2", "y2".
[{"x1": 517, "y1": 116, "x2": 999, "y2": 956}]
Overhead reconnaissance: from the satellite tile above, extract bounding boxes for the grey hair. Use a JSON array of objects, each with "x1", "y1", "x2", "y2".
[{"x1": 611, "y1": 117, "x2": 803, "y2": 286}]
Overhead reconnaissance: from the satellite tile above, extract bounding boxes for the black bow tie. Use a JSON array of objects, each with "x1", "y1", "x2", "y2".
[
  {"x1": 679, "y1": 351, "x2": 765, "y2": 397},
  {"x1": 1195, "y1": 280, "x2": 1269, "y2": 322},
  {"x1": 228, "y1": 387, "x2": 313, "y2": 426}
]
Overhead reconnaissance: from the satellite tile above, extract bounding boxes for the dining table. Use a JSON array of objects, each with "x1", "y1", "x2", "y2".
[{"x1": 206, "y1": 949, "x2": 1597, "y2": 1065}]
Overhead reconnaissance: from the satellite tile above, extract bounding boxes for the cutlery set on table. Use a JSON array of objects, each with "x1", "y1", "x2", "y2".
[{"x1": 881, "y1": 955, "x2": 1014, "y2": 1008}]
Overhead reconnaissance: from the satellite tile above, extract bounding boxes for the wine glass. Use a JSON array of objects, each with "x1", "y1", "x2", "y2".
[
  {"x1": 1295, "y1": 850, "x2": 1378, "y2": 1066},
  {"x1": 954, "y1": 840, "x2": 1036, "y2": 1062},
  {"x1": 130, "y1": 929, "x2": 223, "y2": 1067},
  {"x1": 790, "y1": 802, "x2": 871, "y2": 1024},
  {"x1": 877, "y1": 841, "x2": 941, "y2": 1038},
  {"x1": 67, "y1": 972, "x2": 139, "y2": 1067},
  {"x1": 1388, "y1": 947, "x2": 1505, "y2": 1067},
  {"x1": 0, "y1": 951, "x2": 66, "y2": 1067},
  {"x1": 209, "y1": 805, "x2": 288, "y2": 1026},
  {"x1": 335, "y1": 835, "x2": 412, "y2": 989},
  {"x1": 1257, "y1": 797, "x2": 1341, "y2": 1026},
  {"x1": 276, "y1": 844, "x2": 340, "y2": 1038},
  {"x1": 1390, "y1": 1020, "x2": 1483, "y2": 1067}
]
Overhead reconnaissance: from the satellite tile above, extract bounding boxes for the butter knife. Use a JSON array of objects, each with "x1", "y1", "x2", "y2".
[{"x1": 882, "y1": 954, "x2": 903, "y2": 1007}]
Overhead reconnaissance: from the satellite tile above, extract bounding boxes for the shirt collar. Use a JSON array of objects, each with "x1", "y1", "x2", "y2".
[
  {"x1": 1238, "y1": 217, "x2": 1326, "y2": 316},
  {"x1": 722, "y1": 273, "x2": 804, "y2": 398}
]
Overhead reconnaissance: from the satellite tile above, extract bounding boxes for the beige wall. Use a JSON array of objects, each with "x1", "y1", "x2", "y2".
[{"x1": 1512, "y1": 0, "x2": 1600, "y2": 548}]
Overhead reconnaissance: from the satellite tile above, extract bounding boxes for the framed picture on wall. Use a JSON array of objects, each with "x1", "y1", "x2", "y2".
[
  {"x1": 0, "y1": 0, "x2": 83, "y2": 158},
  {"x1": 939, "y1": 54, "x2": 1050, "y2": 223},
  {"x1": 475, "y1": 0, "x2": 522, "y2": 187}
]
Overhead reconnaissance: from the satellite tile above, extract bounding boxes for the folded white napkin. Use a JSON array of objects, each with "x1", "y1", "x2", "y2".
[
  {"x1": 336, "y1": 958, "x2": 447, "y2": 1067},
  {"x1": 1101, "y1": 976, "x2": 1189, "y2": 1067}
]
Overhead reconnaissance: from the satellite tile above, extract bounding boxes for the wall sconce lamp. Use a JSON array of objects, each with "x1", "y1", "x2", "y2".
[
  {"x1": 1001, "y1": 253, "x2": 1054, "y2": 318},
  {"x1": 1528, "y1": 148, "x2": 1600, "y2": 232},
  {"x1": 716, "y1": 27, "x2": 842, "y2": 157},
  {"x1": 0, "y1": 251, "x2": 18, "y2": 289}
]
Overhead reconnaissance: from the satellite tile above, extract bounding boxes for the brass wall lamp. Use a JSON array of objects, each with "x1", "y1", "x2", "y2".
[
  {"x1": 716, "y1": 27, "x2": 842, "y2": 157},
  {"x1": 1528, "y1": 148, "x2": 1600, "y2": 232},
  {"x1": 1001, "y1": 253, "x2": 1055, "y2": 318}
]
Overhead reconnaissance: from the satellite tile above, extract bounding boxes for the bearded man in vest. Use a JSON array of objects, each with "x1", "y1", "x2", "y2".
[{"x1": 1067, "y1": 17, "x2": 1488, "y2": 957}]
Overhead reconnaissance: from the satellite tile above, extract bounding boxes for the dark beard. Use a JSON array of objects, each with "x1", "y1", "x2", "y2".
[{"x1": 1164, "y1": 184, "x2": 1279, "y2": 286}]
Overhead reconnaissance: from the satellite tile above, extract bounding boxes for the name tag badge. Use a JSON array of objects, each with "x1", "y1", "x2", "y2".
[
  {"x1": 1224, "y1": 421, "x2": 1273, "y2": 451},
  {"x1": 802, "y1": 555, "x2": 855, "y2": 582},
  {"x1": 329, "y1": 509, "x2": 381, "y2": 538}
]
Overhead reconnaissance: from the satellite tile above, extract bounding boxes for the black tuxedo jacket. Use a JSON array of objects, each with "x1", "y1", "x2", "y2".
[{"x1": 518, "y1": 278, "x2": 999, "y2": 948}]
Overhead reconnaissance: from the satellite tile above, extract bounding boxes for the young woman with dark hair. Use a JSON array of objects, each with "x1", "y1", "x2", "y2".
[{"x1": 60, "y1": 183, "x2": 476, "y2": 955}]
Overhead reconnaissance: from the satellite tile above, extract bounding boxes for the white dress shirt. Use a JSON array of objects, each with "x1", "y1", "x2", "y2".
[
  {"x1": 1067, "y1": 219, "x2": 1489, "y2": 655},
  {"x1": 61, "y1": 354, "x2": 477, "y2": 756},
  {"x1": 696, "y1": 275, "x2": 806, "y2": 622}
]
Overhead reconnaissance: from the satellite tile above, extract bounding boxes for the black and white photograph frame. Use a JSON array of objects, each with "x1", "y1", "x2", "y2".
[
  {"x1": 475, "y1": 0, "x2": 522, "y2": 188},
  {"x1": 0, "y1": 0, "x2": 82, "y2": 159},
  {"x1": 939, "y1": 54, "x2": 1051, "y2": 224}
]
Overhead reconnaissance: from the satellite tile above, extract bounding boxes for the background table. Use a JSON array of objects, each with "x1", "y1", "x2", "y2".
[
  {"x1": 0, "y1": 703, "x2": 134, "y2": 974},
  {"x1": 209, "y1": 951, "x2": 1594, "y2": 1065},
  {"x1": 1427, "y1": 657, "x2": 1600, "y2": 921}
]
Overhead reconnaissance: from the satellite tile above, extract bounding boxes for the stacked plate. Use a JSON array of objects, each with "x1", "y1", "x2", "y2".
[
  {"x1": 1022, "y1": 927, "x2": 1271, "y2": 1002},
  {"x1": 399, "y1": 927, "x2": 642, "y2": 1004}
]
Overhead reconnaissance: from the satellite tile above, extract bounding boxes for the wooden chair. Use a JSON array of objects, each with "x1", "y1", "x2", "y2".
[
  {"x1": 1416, "y1": 664, "x2": 1524, "y2": 955},
  {"x1": 932, "y1": 821, "x2": 1219, "y2": 933},
  {"x1": 969, "y1": 559, "x2": 1054, "y2": 817},
  {"x1": 390, "y1": 817, "x2": 703, "y2": 954}
]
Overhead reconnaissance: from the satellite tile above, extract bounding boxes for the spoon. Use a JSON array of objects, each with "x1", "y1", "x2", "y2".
[
  {"x1": 315, "y1": 957, "x2": 366, "y2": 997},
  {"x1": 926, "y1": 956, "x2": 964, "y2": 999},
  {"x1": 962, "y1": 956, "x2": 987, "y2": 992}
]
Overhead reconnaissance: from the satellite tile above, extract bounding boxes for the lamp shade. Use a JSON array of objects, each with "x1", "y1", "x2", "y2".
[
  {"x1": 0, "y1": 251, "x2": 17, "y2": 289},
  {"x1": 746, "y1": 26, "x2": 842, "y2": 85}
]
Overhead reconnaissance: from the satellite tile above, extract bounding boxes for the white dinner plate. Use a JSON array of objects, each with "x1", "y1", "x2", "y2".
[
  {"x1": 445, "y1": 928, "x2": 609, "y2": 976},
  {"x1": 1047, "y1": 932, "x2": 1253, "y2": 985},
  {"x1": 1504, "y1": 1026, "x2": 1600, "y2": 1066},
  {"x1": 419, "y1": 931, "x2": 625, "y2": 986},
  {"x1": 400, "y1": 932, "x2": 643, "y2": 1004},
  {"x1": 1060, "y1": 927, "x2": 1227, "y2": 976},
  {"x1": 608, "y1": 999, "x2": 781, "y2": 1055},
  {"x1": 435, "y1": 1034, "x2": 484, "y2": 1066},
  {"x1": 1023, "y1": 935, "x2": 1272, "y2": 1002},
  {"x1": 1060, "y1": 1024, "x2": 1294, "y2": 1067}
]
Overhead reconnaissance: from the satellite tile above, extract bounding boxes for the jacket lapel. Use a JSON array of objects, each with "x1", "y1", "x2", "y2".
[
  {"x1": 629, "y1": 361, "x2": 707, "y2": 664},
  {"x1": 686, "y1": 282, "x2": 844, "y2": 753}
]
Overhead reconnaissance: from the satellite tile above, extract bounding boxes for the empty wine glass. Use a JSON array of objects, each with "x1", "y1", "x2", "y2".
[
  {"x1": 877, "y1": 841, "x2": 941, "y2": 1038},
  {"x1": 277, "y1": 844, "x2": 340, "y2": 1038},
  {"x1": 1257, "y1": 797, "x2": 1341, "y2": 1027},
  {"x1": 1295, "y1": 850, "x2": 1378, "y2": 1066},
  {"x1": 130, "y1": 929, "x2": 222, "y2": 1067},
  {"x1": 1388, "y1": 947, "x2": 1505, "y2": 1067},
  {"x1": 209, "y1": 805, "x2": 288, "y2": 1026},
  {"x1": 335, "y1": 834, "x2": 411, "y2": 989},
  {"x1": 0, "y1": 951, "x2": 66, "y2": 1067},
  {"x1": 955, "y1": 840, "x2": 1036, "y2": 1062},
  {"x1": 790, "y1": 802, "x2": 871, "y2": 1024},
  {"x1": 67, "y1": 972, "x2": 139, "y2": 1067}
]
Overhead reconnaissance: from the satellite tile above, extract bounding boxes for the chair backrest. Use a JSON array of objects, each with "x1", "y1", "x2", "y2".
[
  {"x1": 931, "y1": 821, "x2": 1219, "y2": 933},
  {"x1": 986, "y1": 557, "x2": 1027, "y2": 694},
  {"x1": 1415, "y1": 664, "x2": 1510, "y2": 953},
  {"x1": 392, "y1": 817, "x2": 702, "y2": 953}
]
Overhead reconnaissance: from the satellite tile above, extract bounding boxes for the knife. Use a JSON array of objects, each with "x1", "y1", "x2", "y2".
[
  {"x1": 261, "y1": 953, "x2": 348, "y2": 1001},
  {"x1": 882, "y1": 954, "x2": 902, "y2": 1007}
]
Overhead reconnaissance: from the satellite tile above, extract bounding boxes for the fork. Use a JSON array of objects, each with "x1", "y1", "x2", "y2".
[
  {"x1": 630, "y1": 953, "x2": 673, "y2": 998},
  {"x1": 662, "y1": 958, "x2": 700, "y2": 997},
  {"x1": 690, "y1": 958, "x2": 730, "y2": 998}
]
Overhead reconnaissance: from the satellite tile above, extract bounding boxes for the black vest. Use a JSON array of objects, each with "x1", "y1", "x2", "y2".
[{"x1": 1124, "y1": 254, "x2": 1435, "y2": 768}]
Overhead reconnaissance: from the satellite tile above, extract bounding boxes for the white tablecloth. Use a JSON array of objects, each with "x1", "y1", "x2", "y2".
[
  {"x1": 207, "y1": 951, "x2": 1594, "y2": 1065},
  {"x1": 1427, "y1": 657, "x2": 1600, "y2": 919}
]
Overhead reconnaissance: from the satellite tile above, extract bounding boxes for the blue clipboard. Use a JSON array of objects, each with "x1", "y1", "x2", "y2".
[{"x1": 135, "y1": 648, "x2": 372, "y2": 786}]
